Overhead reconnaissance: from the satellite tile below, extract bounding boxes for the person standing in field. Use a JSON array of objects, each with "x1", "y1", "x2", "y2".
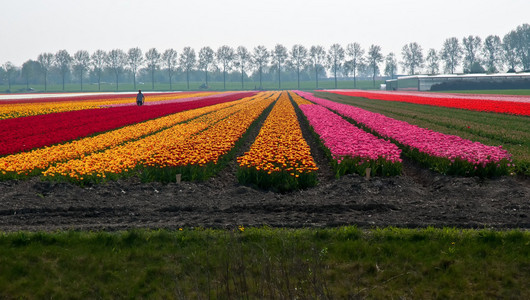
[{"x1": 136, "y1": 90, "x2": 145, "y2": 106}]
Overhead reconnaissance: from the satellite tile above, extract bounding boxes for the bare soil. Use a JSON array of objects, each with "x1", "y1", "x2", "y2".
[{"x1": 1, "y1": 97, "x2": 529, "y2": 232}]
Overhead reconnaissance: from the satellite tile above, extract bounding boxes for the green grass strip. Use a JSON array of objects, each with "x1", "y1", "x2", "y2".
[{"x1": 0, "y1": 227, "x2": 528, "y2": 299}]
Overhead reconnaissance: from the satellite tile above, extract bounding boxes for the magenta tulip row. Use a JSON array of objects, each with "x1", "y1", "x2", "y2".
[
  {"x1": 295, "y1": 91, "x2": 512, "y2": 176},
  {"x1": 298, "y1": 103, "x2": 402, "y2": 164}
]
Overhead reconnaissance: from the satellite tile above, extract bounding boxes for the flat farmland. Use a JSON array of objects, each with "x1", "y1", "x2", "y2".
[{"x1": 0, "y1": 90, "x2": 528, "y2": 231}]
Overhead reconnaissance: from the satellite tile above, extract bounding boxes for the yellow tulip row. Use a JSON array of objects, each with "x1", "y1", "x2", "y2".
[
  {"x1": 143, "y1": 92, "x2": 278, "y2": 169},
  {"x1": 42, "y1": 92, "x2": 276, "y2": 180},
  {"x1": 0, "y1": 96, "x2": 250, "y2": 176},
  {"x1": 289, "y1": 92, "x2": 313, "y2": 105},
  {"x1": 0, "y1": 92, "x2": 220, "y2": 119},
  {"x1": 237, "y1": 91, "x2": 318, "y2": 177}
]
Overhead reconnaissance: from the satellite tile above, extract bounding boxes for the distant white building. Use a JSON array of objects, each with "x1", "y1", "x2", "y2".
[{"x1": 385, "y1": 73, "x2": 530, "y2": 91}]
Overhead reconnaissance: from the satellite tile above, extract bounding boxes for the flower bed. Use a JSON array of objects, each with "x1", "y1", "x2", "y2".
[
  {"x1": 292, "y1": 93, "x2": 402, "y2": 177},
  {"x1": 0, "y1": 92, "x2": 209, "y2": 119},
  {"x1": 0, "y1": 95, "x2": 254, "y2": 179},
  {"x1": 324, "y1": 90, "x2": 530, "y2": 116},
  {"x1": 296, "y1": 91, "x2": 512, "y2": 177},
  {"x1": 42, "y1": 92, "x2": 275, "y2": 183},
  {"x1": 237, "y1": 92, "x2": 318, "y2": 191},
  {"x1": 0, "y1": 92, "x2": 256, "y2": 156}
]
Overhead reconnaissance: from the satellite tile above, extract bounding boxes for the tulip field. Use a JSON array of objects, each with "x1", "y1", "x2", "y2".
[{"x1": 0, "y1": 88, "x2": 527, "y2": 190}]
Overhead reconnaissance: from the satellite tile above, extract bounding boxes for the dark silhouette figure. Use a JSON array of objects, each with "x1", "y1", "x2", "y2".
[{"x1": 136, "y1": 90, "x2": 145, "y2": 106}]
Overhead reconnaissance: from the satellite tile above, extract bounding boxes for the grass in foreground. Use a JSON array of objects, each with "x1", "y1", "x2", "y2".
[
  {"x1": 314, "y1": 91, "x2": 530, "y2": 175},
  {"x1": 0, "y1": 227, "x2": 528, "y2": 299}
]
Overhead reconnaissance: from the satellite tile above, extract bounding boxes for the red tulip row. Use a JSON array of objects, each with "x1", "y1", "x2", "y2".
[
  {"x1": 324, "y1": 90, "x2": 530, "y2": 116},
  {"x1": 0, "y1": 92, "x2": 256, "y2": 156}
]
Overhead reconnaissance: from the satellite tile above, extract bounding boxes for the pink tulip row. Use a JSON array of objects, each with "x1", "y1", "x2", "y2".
[
  {"x1": 298, "y1": 103, "x2": 402, "y2": 176},
  {"x1": 295, "y1": 91, "x2": 512, "y2": 176}
]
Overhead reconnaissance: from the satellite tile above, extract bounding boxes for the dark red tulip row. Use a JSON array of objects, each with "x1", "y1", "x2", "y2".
[{"x1": 0, "y1": 92, "x2": 256, "y2": 156}]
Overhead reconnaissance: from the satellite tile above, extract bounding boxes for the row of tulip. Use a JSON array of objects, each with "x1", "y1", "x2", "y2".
[
  {"x1": 0, "y1": 92, "x2": 256, "y2": 156},
  {"x1": 296, "y1": 91, "x2": 512, "y2": 177},
  {"x1": 42, "y1": 92, "x2": 277, "y2": 183},
  {"x1": 0, "y1": 92, "x2": 219, "y2": 119},
  {"x1": 104, "y1": 92, "x2": 230, "y2": 107},
  {"x1": 237, "y1": 92, "x2": 318, "y2": 191},
  {"x1": 0, "y1": 95, "x2": 254, "y2": 179},
  {"x1": 324, "y1": 90, "x2": 530, "y2": 116},
  {"x1": 291, "y1": 93, "x2": 402, "y2": 177},
  {"x1": 327, "y1": 90, "x2": 530, "y2": 116}
]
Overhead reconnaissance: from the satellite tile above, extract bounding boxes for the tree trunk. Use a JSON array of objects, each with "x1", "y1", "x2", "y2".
[
  {"x1": 278, "y1": 62, "x2": 281, "y2": 89},
  {"x1": 44, "y1": 72, "x2": 47, "y2": 92},
  {"x1": 334, "y1": 64, "x2": 337, "y2": 89},
  {"x1": 205, "y1": 68, "x2": 208, "y2": 86},
  {"x1": 315, "y1": 65, "x2": 318, "y2": 89},
  {"x1": 186, "y1": 70, "x2": 190, "y2": 90},
  {"x1": 133, "y1": 71, "x2": 136, "y2": 90},
  {"x1": 353, "y1": 69, "x2": 357, "y2": 88},
  {"x1": 80, "y1": 70, "x2": 83, "y2": 91},
  {"x1": 152, "y1": 69, "x2": 155, "y2": 90},
  {"x1": 241, "y1": 67, "x2": 244, "y2": 89},
  {"x1": 259, "y1": 66, "x2": 262, "y2": 89},
  {"x1": 62, "y1": 73, "x2": 65, "y2": 91},
  {"x1": 297, "y1": 67, "x2": 300, "y2": 89},
  {"x1": 223, "y1": 65, "x2": 226, "y2": 90},
  {"x1": 115, "y1": 72, "x2": 119, "y2": 91},
  {"x1": 169, "y1": 69, "x2": 172, "y2": 90}
]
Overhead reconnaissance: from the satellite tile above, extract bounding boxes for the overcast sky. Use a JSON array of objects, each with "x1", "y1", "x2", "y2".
[{"x1": 1, "y1": 0, "x2": 529, "y2": 66}]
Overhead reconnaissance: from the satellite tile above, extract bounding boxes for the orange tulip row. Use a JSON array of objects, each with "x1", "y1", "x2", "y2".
[
  {"x1": 0, "y1": 92, "x2": 220, "y2": 119},
  {"x1": 0, "y1": 96, "x2": 248, "y2": 176},
  {"x1": 237, "y1": 91, "x2": 318, "y2": 177},
  {"x1": 42, "y1": 92, "x2": 276, "y2": 181}
]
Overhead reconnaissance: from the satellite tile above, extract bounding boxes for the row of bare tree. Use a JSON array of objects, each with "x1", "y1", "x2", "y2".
[{"x1": 2, "y1": 23, "x2": 529, "y2": 91}]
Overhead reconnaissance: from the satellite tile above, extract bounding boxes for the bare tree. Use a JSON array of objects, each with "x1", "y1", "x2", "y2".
[
  {"x1": 440, "y1": 37, "x2": 462, "y2": 74},
  {"x1": 503, "y1": 31, "x2": 520, "y2": 71},
  {"x1": 162, "y1": 48, "x2": 178, "y2": 90},
  {"x1": 272, "y1": 44, "x2": 288, "y2": 89},
  {"x1": 198, "y1": 46, "x2": 215, "y2": 87},
  {"x1": 179, "y1": 47, "x2": 196, "y2": 90},
  {"x1": 511, "y1": 24, "x2": 530, "y2": 70},
  {"x1": 234, "y1": 46, "x2": 251, "y2": 89},
  {"x1": 483, "y1": 35, "x2": 503, "y2": 73},
  {"x1": 216, "y1": 46, "x2": 235, "y2": 90},
  {"x1": 37, "y1": 53, "x2": 53, "y2": 91},
  {"x1": 146, "y1": 48, "x2": 161, "y2": 90},
  {"x1": 2, "y1": 62, "x2": 16, "y2": 90},
  {"x1": 345, "y1": 43, "x2": 364, "y2": 88},
  {"x1": 426, "y1": 49, "x2": 439, "y2": 75},
  {"x1": 367, "y1": 45, "x2": 383, "y2": 88},
  {"x1": 106, "y1": 49, "x2": 127, "y2": 91},
  {"x1": 384, "y1": 52, "x2": 398, "y2": 79},
  {"x1": 251, "y1": 45, "x2": 269, "y2": 90},
  {"x1": 54, "y1": 50, "x2": 72, "y2": 91},
  {"x1": 462, "y1": 35, "x2": 483, "y2": 72},
  {"x1": 309, "y1": 45, "x2": 326, "y2": 89},
  {"x1": 73, "y1": 50, "x2": 90, "y2": 91},
  {"x1": 22, "y1": 60, "x2": 39, "y2": 90},
  {"x1": 401, "y1": 42, "x2": 424, "y2": 75},
  {"x1": 327, "y1": 44, "x2": 345, "y2": 89},
  {"x1": 289, "y1": 45, "x2": 308, "y2": 89},
  {"x1": 91, "y1": 50, "x2": 107, "y2": 91},
  {"x1": 127, "y1": 47, "x2": 144, "y2": 90}
]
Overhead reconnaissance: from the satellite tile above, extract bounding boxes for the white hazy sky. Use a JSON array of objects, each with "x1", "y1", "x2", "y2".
[{"x1": 1, "y1": 0, "x2": 529, "y2": 66}]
